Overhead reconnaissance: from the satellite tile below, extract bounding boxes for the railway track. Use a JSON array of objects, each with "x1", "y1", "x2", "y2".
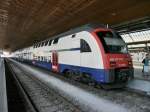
[
  {"x1": 5, "y1": 60, "x2": 38, "y2": 112},
  {"x1": 6, "y1": 59, "x2": 150, "y2": 112},
  {"x1": 6, "y1": 59, "x2": 82, "y2": 112}
]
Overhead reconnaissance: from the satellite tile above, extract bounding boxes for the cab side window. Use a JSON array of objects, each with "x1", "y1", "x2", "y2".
[{"x1": 80, "y1": 39, "x2": 91, "y2": 52}]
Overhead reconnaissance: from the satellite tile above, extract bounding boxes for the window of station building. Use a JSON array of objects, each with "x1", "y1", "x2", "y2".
[
  {"x1": 80, "y1": 39, "x2": 91, "y2": 52},
  {"x1": 53, "y1": 38, "x2": 59, "y2": 44}
]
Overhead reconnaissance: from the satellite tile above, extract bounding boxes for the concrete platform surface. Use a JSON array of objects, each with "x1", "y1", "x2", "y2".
[
  {"x1": 0, "y1": 58, "x2": 8, "y2": 112},
  {"x1": 127, "y1": 79, "x2": 150, "y2": 96},
  {"x1": 134, "y1": 65, "x2": 150, "y2": 81}
]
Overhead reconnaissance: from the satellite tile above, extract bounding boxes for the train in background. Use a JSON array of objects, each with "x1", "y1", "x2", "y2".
[{"x1": 12, "y1": 24, "x2": 134, "y2": 88}]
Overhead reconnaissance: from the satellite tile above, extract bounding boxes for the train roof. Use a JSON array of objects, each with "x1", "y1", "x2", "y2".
[
  {"x1": 34, "y1": 23, "x2": 107, "y2": 44},
  {"x1": 50, "y1": 23, "x2": 107, "y2": 39}
]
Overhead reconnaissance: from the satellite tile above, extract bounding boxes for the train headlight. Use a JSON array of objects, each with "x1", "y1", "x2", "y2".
[
  {"x1": 110, "y1": 61, "x2": 116, "y2": 67},
  {"x1": 128, "y1": 61, "x2": 132, "y2": 66}
]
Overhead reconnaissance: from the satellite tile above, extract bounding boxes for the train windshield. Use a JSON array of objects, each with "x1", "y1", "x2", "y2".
[{"x1": 96, "y1": 31, "x2": 128, "y2": 53}]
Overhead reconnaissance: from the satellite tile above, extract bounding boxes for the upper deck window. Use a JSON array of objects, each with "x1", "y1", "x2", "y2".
[
  {"x1": 96, "y1": 31, "x2": 128, "y2": 54},
  {"x1": 34, "y1": 44, "x2": 36, "y2": 48},
  {"x1": 33, "y1": 44, "x2": 35, "y2": 48},
  {"x1": 36, "y1": 44, "x2": 38, "y2": 48},
  {"x1": 48, "y1": 40, "x2": 52, "y2": 46},
  {"x1": 44, "y1": 41, "x2": 48, "y2": 46},
  {"x1": 38, "y1": 43, "x2": 41, "y2": 47},
  {"x1": 41, "y1": 42, "x2": 45, "y2": 47},
  {"x1": 53, "y1": 38, "x2": 59, "y2": 44}
]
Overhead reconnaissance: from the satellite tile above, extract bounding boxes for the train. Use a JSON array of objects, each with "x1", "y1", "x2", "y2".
[{"x1": 12, "y1": 24, "x2": 134, "y2": 88}]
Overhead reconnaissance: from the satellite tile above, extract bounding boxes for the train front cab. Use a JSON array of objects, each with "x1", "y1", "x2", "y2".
[{"x1": 91, "y1": 28, "x2": 134, "y2": 84}]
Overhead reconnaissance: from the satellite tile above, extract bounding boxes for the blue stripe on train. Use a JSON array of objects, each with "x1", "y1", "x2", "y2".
[
  {"x1": 25, "y1": 60, "x2": 111, "y2": 83},
  {"x1": 59, "y1": 64, "x2": 106, "y2": 83},
  {"x1": 33, "y1": 60, "x2": 52, "y2": 70},
  {"x1": 34, "y1": 61, "x2": 110, "y2": 83}
]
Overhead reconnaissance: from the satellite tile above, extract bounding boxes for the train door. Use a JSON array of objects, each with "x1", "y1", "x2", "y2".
[{"x1": 52, "y1": 51, "x2": 59, "y2": 72}]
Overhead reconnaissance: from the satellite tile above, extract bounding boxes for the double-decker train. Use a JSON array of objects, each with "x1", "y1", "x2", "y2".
[{"x1": 12, "y1": 24, "x2": 134, "y2": 87}]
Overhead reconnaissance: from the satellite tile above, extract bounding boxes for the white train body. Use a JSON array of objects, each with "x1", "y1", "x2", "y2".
[{"x1": 12, "y1": 24, "x2": 134, "y2": 84}]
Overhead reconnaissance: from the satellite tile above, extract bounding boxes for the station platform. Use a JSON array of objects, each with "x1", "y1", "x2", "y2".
[
  {"x1": 0, "y1": 58, "x2": 8, "y2": 112},
  {"x1": 127, "y1": 64, "x2": 150, "y2": 96},
  {"x1": 133, "y1": 65, "x2": 150, "y2": 81},
  {"x1": 127, "y1": 79, "x2": 150, "y2": 96}
]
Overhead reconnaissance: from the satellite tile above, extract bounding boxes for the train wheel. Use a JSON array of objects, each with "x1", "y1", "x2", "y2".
[
  {"x1": 64, "y1": 70, "x2": 72, "y2": 79},
  {"x1": 80, "y1": 73, "x2": 95, "y2": 86},
  {"x1": 72, "y1": 73, "x2": 82, "y2": 82},
  {"x1": 94, "y1": 83, "x2": 102, "y2": 89}
]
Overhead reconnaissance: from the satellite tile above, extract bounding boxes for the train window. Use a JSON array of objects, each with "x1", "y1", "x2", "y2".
[
  {"x1": 47, "y1": 56, "x2": 50, "y2": 62},
  {"x1": 41, "y1": 56, "x2": 44, "y2": 61},
  {"x1": 41, "y1": 42, "x2": 45, "y2": 47},
  {"x1": 42, "y1": 42, "x2": 45, "y2": 46},
  {"x1": 35, "y1": 56, "x2": 38, "y2": 60},
  {"x1": 48, "y1": 40, "x2": 52, "y2": 46},
  {"x1": 96, "y1": 31, "x2": 128, "y2": 53},
  {"x1": 44, "y1": 41, "x2": 48, "y2": 46},
  {"x1": 53, "y1": 38, "x2": 59, "y2": 44},
  {"x1": 38, "y1": 56, "x2": 40, "y2": 60},
  {"x1": 44, "y1": 57, "x2": 47, "y2": 61},
  {"x1": 38, "y1": 43, "x2": 41, "y2": 47},
  {"x1": 80, "y1": 39, "x2": 91, "y2": 52},
  {"x1": 35, "y1": 44, "x2": 37, "y2": 48},
  {"x1": 72, "y1": 34, "x2": 76, "y2": 38},
  {"x1": 36, "y1": 44, "x2": 38, "y2": 48},
  {"x1": 39, "y1": 43, "x2": 41, "y2": 47}
]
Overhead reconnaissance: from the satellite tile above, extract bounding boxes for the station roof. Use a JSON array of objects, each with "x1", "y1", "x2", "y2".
[
  {"x1": 0, "y1": 0, "x2": 150, "y2": 51},
  {"x1": 121, "y1": 29, "x2": 150, "y2": 51},
  {"x1": 121, "y1": 29, "x2": 150, "y2": 44}
]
